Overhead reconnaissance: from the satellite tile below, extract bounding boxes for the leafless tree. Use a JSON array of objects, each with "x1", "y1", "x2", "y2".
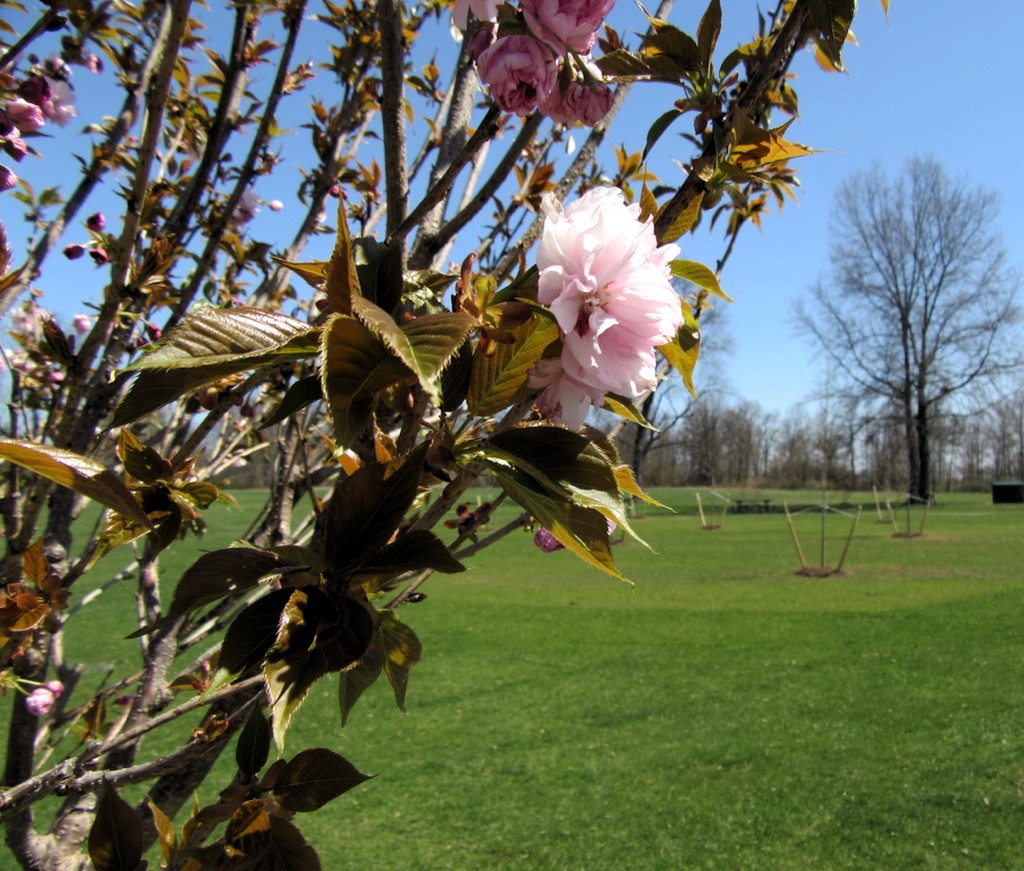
[{"x1": 796, "y1": 157, "x2": 1022, "y2": 501}]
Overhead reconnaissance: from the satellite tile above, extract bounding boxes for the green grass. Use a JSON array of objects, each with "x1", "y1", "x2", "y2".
[{"x1": 6, "y1": 490, "x2": 1024, "y2": 869}]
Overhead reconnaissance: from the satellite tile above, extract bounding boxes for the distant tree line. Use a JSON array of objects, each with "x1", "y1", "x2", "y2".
[{"x1": 616, "y1": 387, "x2": 1024, "y2": 493}]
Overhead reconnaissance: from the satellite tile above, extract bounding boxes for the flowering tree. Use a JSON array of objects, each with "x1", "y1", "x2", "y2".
[{"x1": 0, "y1": 0, "x2": 874, "y2": 867}]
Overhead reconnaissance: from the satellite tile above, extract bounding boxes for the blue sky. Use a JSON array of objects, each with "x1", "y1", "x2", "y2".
[
  {"x1": 656, "y1": 0, "x2": 1024, "y2": 413},
  {"x1": 5, "y1": 0, "x2": 1021, "y2": 417}
]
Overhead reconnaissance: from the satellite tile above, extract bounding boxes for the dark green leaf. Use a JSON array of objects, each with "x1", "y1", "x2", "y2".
[
  {"x1": 351, "y1": 529, "x2": 465, "y2": 583},
  {"x1": 88, "y1": 783, "x2": 144, "y2": 871},
  {"x1": 322, "y1": 444, "x2": 428, "y2": 572},
  {"x1": 169, "y1": 547, "x2": 294, "y2": 619},
  {"x1": 236, "y1": 707, "x2": 272, "y2": 779},
  {"x1": 320, "y1": 314, "x2": 412, "y2": 451},
  {"x1": 696, "y1": 0, "x2": 722, "y2": 69},
  {"x1": 338, "y1": 639, "x2": 385, "y2": 726},
  {"x1": 440, "y1": 340, "x2": 473, "y2": 413},
  {"x1": 354, "y1": 235, "x2": 403, "y2": 313},
  {"x1": 266, "y1": 816, "x2": 322, "y2": 870},
  {"x1": 274, "y1": 748, "x2": 371, "y2": 812},
  {"x1": 217, "y1": 589, "x2": 294, "y2": 677},
  {"x1": 264, "y1": 588, "x2": 374, "y2": 747},
  {"x1": 807, "y1": 0, "x2": 855, "y2": 69},
  {"x1": 0, "y1": 439, "x2": 152, "y2": 530},
  {"x1": 117, "y1": 430, "x2": 168, "y2": 483},
  {"x1": 259, "y1": 375, "x2": 322, "y2": 429}
]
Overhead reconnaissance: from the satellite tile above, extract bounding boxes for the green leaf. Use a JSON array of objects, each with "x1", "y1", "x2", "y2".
[
  {"x1": 659, "y1": 301, "x2": 701, "y2": 397},
  {"x1": 594, "y1": 48, "x2": 657, "y2": 79},
  {"x1": 87, "y1": 783, "x2": 144, "y2": 871},
  {"x1": 730, "y1": 119, "x2": 817, "y2": 170},
  {"x1": 236, "y1": 707, "x2": 272, "y2": 779},
  {"x1": 490, "y1": 465, "x2": 625, "y2": 581},
  {"x1": 324, "y1": 199, "x2": 360, "y2": 315},
  {"x1": 658, "y1": 190, "x2": 704, "y2": 243},
  {"x1": 270, "y1": 255, "x2": 327, "y2": 291},
  {"x1": 113, "y1": 307, "x2": 319, "y2": 425},
  {"x1": 467, "y1": 315, "x2": 558, "y2": 417},
  {"x1": 320, "y1": 314, "x2": 412, "y2": 450},
  {"x1": 274, "y1": 748, "x2": 372, "y2": 812},
  {"x1": 0, "y1": 439, "x2": 152, "y2": 529},
  {"x1": 352, "y1": 297, "x2": 474, "y2": 403},
  {"x1": 670, "y1": 259, "x2": 732, "y2": 301},
  {"x1": 485, "y1": 426, "x2": 636, "y2": 533},
  {"x1": 124, "y1": 306, "x2": 316, "y2": 372},
  {"x1": 338, "y1": 640, "x2": 385, "y2": 726},
  {"x1": 263, "y1": 588, "x2": 374, "y2": 748},
  {"x1": 602, "y1": 393, "x2": 657, "y2": 430},
  {"x1": 643, "y1": 109, "x2": 683, "y2": 162},
  {"x1": 266, "y1": 816, "x2": 323, "y2": 871},
  {"x1": 378, "y1": 609, "x2": 421, "y2": 712},
  {"x1": 322, "y1": 444, "x2": 428, "y2": 573}
]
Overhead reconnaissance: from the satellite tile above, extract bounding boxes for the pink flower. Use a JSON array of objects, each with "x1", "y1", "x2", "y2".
[
  {"x1": 0, "y1": 164, "x2": 16, "y2": 192},
  {"x1": 230, "y1": 189, "x2": 259, "y2": 228},
  {"x1": 521, "y1": 0, "x2": 614, "y2": 54},
  {"x1": 538, "y1": 58, "x2": 613, "y2": 126},
  {"x1": 477, "y1": 35, "x2": 557, "y2": 116},
  {"x1": 42, "y1": 77, "x2": 76, "y2": 126},
  {"x1": 89, "y1": 247, "x2": 109, "y2": 265},
  {"x1": 528, "y1": 186, "x2": 682, "y2": 428},
  {"x1": 86, "y1": 212, "x2": 105, "y2": 232},
  {"x1": 5, "y1": 98, "x2": 46, "y2": 133},
  {"x1": 24, "y1": 687, "x2": 56, "y2": 716},
  {"x1": 451, "y1": 0, "x2": 499, "y2": 30}
]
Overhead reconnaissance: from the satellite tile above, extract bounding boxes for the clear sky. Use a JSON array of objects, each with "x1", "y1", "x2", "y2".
[{"x1": 4, "y1": 0, "x2": 1021, "y2": 419}]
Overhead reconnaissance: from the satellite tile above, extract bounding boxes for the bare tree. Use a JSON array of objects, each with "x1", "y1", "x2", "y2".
[{"x1": 796, "y1": 157, "x2": 1023, "y2": 501}]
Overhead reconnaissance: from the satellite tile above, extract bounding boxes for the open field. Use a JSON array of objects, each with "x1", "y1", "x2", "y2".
[{"x1": 5, "y1": 489, "x2": 1024, "y2": 869}]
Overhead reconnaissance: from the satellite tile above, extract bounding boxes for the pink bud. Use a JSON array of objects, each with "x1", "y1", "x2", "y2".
[
  {"x1": 533, "y1": 527, "x2": 566, "y2": 553},
  {"x1": 63, "y1": 244, "x2": 86, "y2": 260},
  {"x1": 0, "y1": 165, "x2": 17, "y2": 193},
  {"x1": 24, "y1": 687, "x2": 55, "y2": 716},
  {"x1": 43, "y1": 680, "x2": 64, "y2": 697},
  {"x1": 86, "y1": 212, "x2": 105, "y2": 232},
  {"x1": 88, "y1": 247, "x2": 109, "y2": 265},
  {"x1": 328, "y1": 183, "x2": 340, "y2": 198},
  {"x1": 3, "y1": 135, "x2": 27, "y2": 163},
  {"x1": 267, "y1": 199, "x2": 284, "y2": 212},
  {"x1": 72, "y1": 314, "x2": 91, "y2": 333},
  {"x1": 85, "y1": 54, "x2": 103, "y2": 74}
]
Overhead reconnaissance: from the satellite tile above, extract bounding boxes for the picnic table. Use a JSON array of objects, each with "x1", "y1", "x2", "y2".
[{"x1": 731, "y1": 498, "x2": 773, "y2": 514}]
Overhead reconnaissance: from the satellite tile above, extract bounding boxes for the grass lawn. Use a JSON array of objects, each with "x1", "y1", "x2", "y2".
[{"x1": 5, "y1": 489, "x2": 1024, "y2": 869}]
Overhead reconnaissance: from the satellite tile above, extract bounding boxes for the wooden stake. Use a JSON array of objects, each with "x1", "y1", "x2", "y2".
[
  {"x1": 836, "y1": 506, "x2": 862, "y2": 572},
  {"x1": 696, "y1": 492, "x2": 708, "y2": 528},
  {"x1": 784, "y1": 503, "x2": 807, "y2": 571}
]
